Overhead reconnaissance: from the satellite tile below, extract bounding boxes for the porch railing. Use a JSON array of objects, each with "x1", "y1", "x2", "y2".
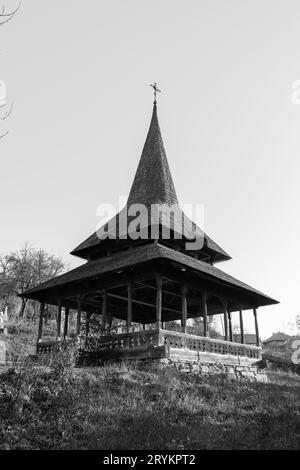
[
  {"x1": 36, "y1": 329, "x2": 261, "y2": 360},
  {"x1": 36, "y1": 338, "x2": 76, "y2": 355},
  {"x1": 83, "y1": 329, "x2": 261, "y2": 360}
]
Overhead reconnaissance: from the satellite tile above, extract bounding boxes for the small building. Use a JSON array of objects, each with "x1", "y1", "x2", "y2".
[
  {"x1": 21, "y1": 94, "x2": 279, "y2": 365},
  {"x1": 263, "y1": 332, "x2": 290, "y2": 349}
]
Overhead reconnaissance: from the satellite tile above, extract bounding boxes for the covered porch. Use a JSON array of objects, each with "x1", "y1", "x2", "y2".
[{"x1": 29, "y1": 246, "x2": 268, "y2": 364}]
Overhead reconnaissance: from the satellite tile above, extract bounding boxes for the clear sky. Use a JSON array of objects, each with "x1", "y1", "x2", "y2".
[{"x1": 1, "y1": 0, "x2": 300, "y2": 338}]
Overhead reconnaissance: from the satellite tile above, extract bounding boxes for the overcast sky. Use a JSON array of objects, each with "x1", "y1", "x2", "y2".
[{"x1": 1, "y1": 0, "x2": 300, "y2": 338}]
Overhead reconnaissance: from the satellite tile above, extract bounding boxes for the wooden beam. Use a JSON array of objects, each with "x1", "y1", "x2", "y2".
[
  {"x1": 106, "y1": 292, "x2": 181, "y2": 315},
  {"x1": 181, "y1": 285, "x2": 187, "y2": 333},
  {"x1": 202, "y1": 292, "x2": 208, "y2": 337},
  {"x1": 253, "y1": 308, "x2": 260, "y2": 346},
  {"x1": 127, "y1": 281, "x2": 132, "y2": 332},
  {"x1": 239, "y1": 309, "x2": 245, "y2": 344},
  {"x1": 156, "y1": 275, "x2": 162, "y2": 329},
  {"x1": 135, "y1": 281, "x2": 182, "y2": 299},
  {"x1": 63, "y1": 307, "x2": 69, "y2": 339},
  {"x1": 37, "y1": 302, "x2": 45, "y2": 342}
]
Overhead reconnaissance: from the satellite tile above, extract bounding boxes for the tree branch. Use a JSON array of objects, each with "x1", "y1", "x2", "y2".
[{"x1": 0, "y1": 1, "x2": 21, "y2": 26}]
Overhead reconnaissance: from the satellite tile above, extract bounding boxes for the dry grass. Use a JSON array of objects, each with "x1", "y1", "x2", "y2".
[{"x1": 0, "y1": 357, "x2": 299, "y2": 450}]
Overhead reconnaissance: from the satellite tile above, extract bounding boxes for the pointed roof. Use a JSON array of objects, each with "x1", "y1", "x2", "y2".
[
  {"x1": 127, "y1": 101, "x2": 178, "y2": 207},
  {"x1": 71, "y1": 101, "x2": 231, "y2": 261}
]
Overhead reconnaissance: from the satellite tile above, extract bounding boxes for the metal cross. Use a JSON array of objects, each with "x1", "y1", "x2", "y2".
[{"x1": 150, "y1": 82, "x2": 161, "y2": 102}]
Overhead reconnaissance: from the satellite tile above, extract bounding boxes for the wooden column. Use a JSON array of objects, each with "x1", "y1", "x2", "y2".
[
  {"x1": 156, "y1": 276, "x2": 162, "y2": 329},
  {"x1": 101, "y1": 289, "x2": 107, "y2": 331},
  {"x1": 37, "y1": 302, "x2": 45, "y2": 343},
  {"x1": 253, "y1": 308, "x2": 260, "y2": 347},
  {"x1": 127, "y1": 281, "x2": 132, "y2": 333},
  {"x1": 85, "y1": 312, "x2": 91, "y2": 338},
  {"x1": 239, "y1": 309, "x2": 245, "y2": 344},
  {"x1": 228, "y1": 311, "x2": 233, "y2": 342},
  {"x1": 56, "y1": 298, "x2": 62, "y2": 340},
  {"x1": 76, "y1": 295, "x2": 82, "y2": 337},
  {"x1": 63, "y1": 307, "x2": 69, "y2": 339},
  {"x1": 223, "y1": 301, "x2": 229, "y2": 341},
  {"x1": 202, "y1": 291, "x2": 208, "y2": 337},
  {"x1": 181, "y1": 285, "x2": 187, "y2": 333}
]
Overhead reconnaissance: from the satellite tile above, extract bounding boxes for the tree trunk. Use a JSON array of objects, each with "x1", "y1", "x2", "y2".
[{"x1": 19, "y1": 298, "x2": 28, "y2": 319}]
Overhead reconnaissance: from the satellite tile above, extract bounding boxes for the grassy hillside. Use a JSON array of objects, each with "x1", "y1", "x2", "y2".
[{"x1": 0, "y1": 357, "x2": 299, "y2": 450}]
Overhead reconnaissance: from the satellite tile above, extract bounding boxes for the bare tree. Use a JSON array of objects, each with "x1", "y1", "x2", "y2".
[
  {"x1": 0, "y1": 2, "x2": 21, "y2": 138},
  {"x1": 0, "y1": 243, "x2": 65, "y2": 319}
]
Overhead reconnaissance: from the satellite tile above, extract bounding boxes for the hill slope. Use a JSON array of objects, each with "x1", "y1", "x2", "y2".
[{"x1": 0, "y1": 359, "x2": 300, "y2": 450}]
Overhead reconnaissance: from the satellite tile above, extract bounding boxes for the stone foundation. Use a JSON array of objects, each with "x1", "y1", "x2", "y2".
[{"x1": 144, "y1": 357, "x2": 268, "y2": 383}]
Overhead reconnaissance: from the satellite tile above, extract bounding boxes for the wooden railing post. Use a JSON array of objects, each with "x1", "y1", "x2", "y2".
[
  {"x1": 181, "y1": 285, "x2": 187, "y2": 333},
  {"x1": 37, "y1": 302, "x2": 45, "y2": 343},
  {"x1": 202, "y1": 291, "x2": 208, "y2": 337},
  {"x1": 239, "y1": 308, "x2": 245, "y2": 344},
  {"x1": 127, "y1": 281, "x2": 132, "y2": 333},
  {"x1": 63, "y1": 307, "x2": 69, "y2": 339},
  {"x1": 56, "y1": 298, "x2": 62, "y2": 340},
  {"x1": 253, "y1": 308, "x2": 260, "y2": 347},
  {"x1": 156, "y1": 276, "x2": 162, "y2": 330}
]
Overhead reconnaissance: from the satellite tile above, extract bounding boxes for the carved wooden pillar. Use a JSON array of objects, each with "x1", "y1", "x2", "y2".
[
  {"x1": 63, "y1": 307, "x2": 69, "y2": 339},
  {"x1": 181, "y1": 285, "x2": 187, "y2": 333},
  {"x1": 202, "y1": 292, "x2": 208, "y2": 337},
  {"x1": 101, "y1": 289, "x2": 107, "y2": 332},
  {"x1": 56, "y1": 298, "x2": 62, "y2": 340},
  {"x1": 37, "y1": 302, "x2": 45, "y2": 343},
  {"x1": 76, "y1": 295, "x2": 82, "y2": 337},
  {"x1": 156, "y1": 276, "x2": 162, "y2": 329},
  {"x1": 253, "y1": 308, "x2": 260, "y2": 347},
  {"x1": 228, "y1": 311, "x2": 233, "y2": 342},
  {"x1": 127, "y1": 281, "x2": 132, "y2": 333},
  {"x1": 239, "y1": 309, "x2": 245, "y2": 344}
]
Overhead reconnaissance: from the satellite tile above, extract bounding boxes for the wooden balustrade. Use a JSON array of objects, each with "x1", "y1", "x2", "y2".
[
  {"x1": 36, "y1": 329, "x2": 261, "y2": 360},
  {"x1": 36, "y1": 338, "x2": 76, "y2": 355}
]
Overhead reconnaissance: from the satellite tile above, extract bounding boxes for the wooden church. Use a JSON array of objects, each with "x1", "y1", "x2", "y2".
[{"x1": 22, "y1": 89, "x2": 278, "y2": 365}]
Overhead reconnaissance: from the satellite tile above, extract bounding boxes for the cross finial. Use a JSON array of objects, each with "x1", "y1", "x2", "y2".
[{"x1": 150, "y1": 82, "x2": 161, "y2": 103}]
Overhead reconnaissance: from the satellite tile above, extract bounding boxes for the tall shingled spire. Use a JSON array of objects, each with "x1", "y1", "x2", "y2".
[
  {"x1": 71, "y1": 96, "x2": 231, "y2": 262},
  {"x1": 127, "y1": 101, "x2": 179, "y2": 207}
]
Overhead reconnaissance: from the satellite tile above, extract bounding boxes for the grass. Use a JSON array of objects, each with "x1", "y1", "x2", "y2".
[
  {"x1": 0, "y1": 357, "x2": 300, "y2": 450},
  {"x1": 3, "y1": 320, "x2": 57, "y2": 363}
]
